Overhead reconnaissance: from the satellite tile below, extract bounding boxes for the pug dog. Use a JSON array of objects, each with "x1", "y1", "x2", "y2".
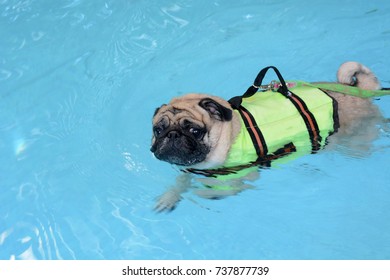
[{"x1": 151, "y1": 61, "x2": 385, "y2": 212}]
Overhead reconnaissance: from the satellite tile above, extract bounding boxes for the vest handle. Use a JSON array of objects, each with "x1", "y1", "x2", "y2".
[{"x1": 229, "y1": 66, "x2": 289, "y2": 109}]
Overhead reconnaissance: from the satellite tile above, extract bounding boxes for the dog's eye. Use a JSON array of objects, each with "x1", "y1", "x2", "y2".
[
  {"x1": 154, "y1": 118, "x2": 169, "y2": 137},
  {"x1": 153, "y1": 127, "x2": 163, "y2": 137},
  {"x1": 189, "y1": 127, "x2": 203, "y2": 139}
]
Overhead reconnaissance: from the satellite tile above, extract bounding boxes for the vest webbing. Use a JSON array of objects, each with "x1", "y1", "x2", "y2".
[{"x1": 185, "y1": 142, "x2": 297, "y2": 177}]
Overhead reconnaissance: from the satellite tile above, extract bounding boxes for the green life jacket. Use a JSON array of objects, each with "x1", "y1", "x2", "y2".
[
  {"x1": 224, "y1": 80, "x2": 338, "y2": 167},
  {"x1": 186, "y1": 66, "x2": 390, "y2": 188}
]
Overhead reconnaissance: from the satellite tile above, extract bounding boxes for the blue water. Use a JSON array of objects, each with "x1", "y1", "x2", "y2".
[{"x1": 1, "y1": 0, "x2": 390, "y2": 260}]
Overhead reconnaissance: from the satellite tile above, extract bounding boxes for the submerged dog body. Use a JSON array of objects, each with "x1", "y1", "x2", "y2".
[{"x1": 151, "y1": 62, "x2": 384, "y2": 211}]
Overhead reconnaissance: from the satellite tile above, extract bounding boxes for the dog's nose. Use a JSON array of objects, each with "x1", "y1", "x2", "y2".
[{"x1": 167, "y1": 130, "x2": 180, "y2": 139}]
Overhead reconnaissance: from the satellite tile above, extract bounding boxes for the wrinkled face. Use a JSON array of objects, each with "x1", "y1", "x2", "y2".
[{"x1": 151, "y1": 94, "x2": 233, "y2": 167}]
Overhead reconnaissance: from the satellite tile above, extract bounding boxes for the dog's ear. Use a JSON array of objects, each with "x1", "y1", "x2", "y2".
[
  {"x1": 153, "y1": 104, "x2": 166, "y2": 117},
  {"x1": 198, "y1": 98, "x2": 232, "y2": 121}
]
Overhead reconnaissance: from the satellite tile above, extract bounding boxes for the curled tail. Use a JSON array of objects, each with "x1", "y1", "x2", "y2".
[{"x1": 337, "y1": 61, "x2": 381, "y2": 90}]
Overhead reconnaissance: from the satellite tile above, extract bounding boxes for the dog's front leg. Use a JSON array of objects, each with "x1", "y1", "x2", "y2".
[
  {"x1": 193, "y1": 170, "x2": 259, "y2": 199},
  {"x1": 154, "y1": 173, "x2": 192, "y2": 212}
]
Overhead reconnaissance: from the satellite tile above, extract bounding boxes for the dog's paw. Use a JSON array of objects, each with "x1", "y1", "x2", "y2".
[{"x1": 154, "y1": 190, "x2": 182, "y2": 212}]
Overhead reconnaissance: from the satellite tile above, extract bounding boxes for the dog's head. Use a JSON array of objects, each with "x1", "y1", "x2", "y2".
[{"x1": 151, "y1": 93, "x2": 238, "y2": 168}]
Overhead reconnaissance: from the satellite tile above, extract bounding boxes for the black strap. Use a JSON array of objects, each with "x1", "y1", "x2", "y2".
[
  {"x1": 236, "y1": 105, "x2": 268, "y2": 157},
  {"x1": 246, "y1": 65, "x2": 289, "y2": 96},
  {"x1": 281, "y1": 91, "x2": 322, "y2": 151},
  {"x1": 186, "y1": 143, "x2": 297, "y2": 177},
  {"x1": 229, "y1": 66, "x2": 289, "y2": 110}
]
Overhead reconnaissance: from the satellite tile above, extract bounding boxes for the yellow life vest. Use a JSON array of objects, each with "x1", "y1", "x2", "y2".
[
  {"x1": 224, "y1": 80, "x2": 338, "y2": 167},
  {"x1": 186, "y1": 65, "x2": 390, "y2": 188},
  {"x1": 186, "y1": 67, "x2": 339, "y2": 179}
]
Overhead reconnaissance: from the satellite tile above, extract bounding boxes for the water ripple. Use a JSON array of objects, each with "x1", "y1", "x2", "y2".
[
  {"x1": 161, "y1": 4, "x2": 189, "y2": 27},
  {"x1": 122, "y1": 151, "x2": 148, "y2": 173},
  {"x1": 1, "y1": 0, "x2": 33, "y2": 22},
  {"x1": 0, "y1": 68, "x2": 12, "y2": 81},
  {"x1": 31, "y1": 30, "x2": 45, "y2": 41},
  {"x1": 61, "y1": 0, "x2": 83, "y2": 9},
  {"x1": 0, "y1": 217, "x2": 66, "y2": 260},
  {"x1": 97, "y1": 2, "x2": 112, "y2": 19},
  {"x1": 44, "y1": 90, "x2": 82, "y2": 141},
  {"x1": 0, "y1": 65, "x2": 24, "y2": 85}
]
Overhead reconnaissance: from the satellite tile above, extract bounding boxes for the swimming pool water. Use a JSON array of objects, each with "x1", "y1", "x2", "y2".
[{"x1": 1, "y1": 0, "x2": 390, "y2": 260}]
